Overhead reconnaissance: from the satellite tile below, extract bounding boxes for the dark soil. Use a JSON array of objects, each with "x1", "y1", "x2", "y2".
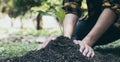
[{"x1": 0, "y1": 36, "x2": 120, "y2": 62}]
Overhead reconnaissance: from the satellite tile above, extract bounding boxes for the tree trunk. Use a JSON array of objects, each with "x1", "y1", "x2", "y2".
[
  {"x1": 36, "y1": 13, "x2": 43, "y2": 30},
  {"x1": 20, "y1": 16, "x2": 23, "y2": 29}
]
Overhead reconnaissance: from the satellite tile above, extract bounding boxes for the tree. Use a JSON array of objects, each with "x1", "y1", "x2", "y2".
[
  {"x1": 30, "y1": 0, "x2": 63, "y2": 30},
  {"x1": 0, "y1": 0, "x2": 88, "y2": 30},
  {"x1": 5, "y1": 0, "x2": 63, "y2": 30},
  {"x1": 7, "y1": 0, "x2": 41, "y2": 17}
]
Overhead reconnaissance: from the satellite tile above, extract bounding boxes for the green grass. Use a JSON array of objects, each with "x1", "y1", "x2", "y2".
[
  {"x1": 94, "y1": 39, "x2": 120, "y2": 57},
  {"x1": 0, "y1": 41, "x2": 39, "y2": 59},
  {"x1": 12, "y1": 28, "x2": 61, "y2": 36},
  {"x1": 0, "y1": 28, "x2": 61, "y2": 59}
]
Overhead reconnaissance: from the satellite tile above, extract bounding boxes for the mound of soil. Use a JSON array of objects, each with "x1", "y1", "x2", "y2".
[{"x1": 0, "y1": 36, "x2": 120, "y2": 62}]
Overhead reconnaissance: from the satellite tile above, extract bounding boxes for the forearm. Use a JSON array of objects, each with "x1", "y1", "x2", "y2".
[
  {"x1": 63, "y1": 14, "x2": 78, "y2": 38},
  {"x1": 83, "y1": 8, "x2": 116, "y2": 46}
]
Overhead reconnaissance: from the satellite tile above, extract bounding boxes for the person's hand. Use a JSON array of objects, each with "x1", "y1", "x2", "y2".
[
  {"x1": 73, "y1": 40, "x2": 95, "y2": 58},
  {"x1": 37, "y1": 35, "x2": 59, "y2": 50}
]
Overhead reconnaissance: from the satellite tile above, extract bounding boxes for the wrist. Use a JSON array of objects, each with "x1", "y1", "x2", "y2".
[{"x1": 82, "y1": 36, "x2": 96, "y2": 47}]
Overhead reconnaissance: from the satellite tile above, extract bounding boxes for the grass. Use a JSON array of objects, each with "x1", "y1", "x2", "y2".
[
  {"x1": 0, "y1": 41, "x2": 39, "y2": 59},
  {"x1": 12, "y1": 28, "x2": 61, "y2": 36},
  {"x1": 0, "y1": 28, "x2": 61, "y2": 59},
  {"x1": 94, "y1": 39, "x2": 120, "y2": 57}
]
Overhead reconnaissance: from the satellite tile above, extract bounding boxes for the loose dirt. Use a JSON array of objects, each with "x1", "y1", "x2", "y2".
[{"x1": 0, "y1": 36, "x2": 120, "y2": 62}]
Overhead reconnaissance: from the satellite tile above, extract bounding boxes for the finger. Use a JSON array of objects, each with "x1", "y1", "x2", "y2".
[
  {"x1": 51, "y1": 35, "x2": 58, "y2": 40},
  {"x1": 44, "y1": 39, "x2": 51, "y2": 47},
  {"x1": 82, "y1": 46, "x2": 89, "y2": 56},
  {"x1": 37, "y1": 44, "x2": 43, "y2": 50},
  {"x1": 37, "y1": 42, "x2": 46, "y2": 50},
  {"x1": 79, "y1": 44, "x2": 85, "y2": 53},
  {"x1": 73, "y1": 40, "x2": 79, "y2": 44},
  {"x1": 91, "y1": 50, "x2": 95, "y2": 58},
  {"x1": 86, "y1": 49, "x2": 93, "y2": 58},
  {"x1": 39, "y1": 36, "x2": 52, "y2": 49}
]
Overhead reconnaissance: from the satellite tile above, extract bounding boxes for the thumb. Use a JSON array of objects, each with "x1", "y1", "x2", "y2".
[{"x1": 73, "y1": 40, "x2": 79, "y2": 44}]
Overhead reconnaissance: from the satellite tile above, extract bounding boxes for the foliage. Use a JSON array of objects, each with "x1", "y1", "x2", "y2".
[
  {"x1": 7, "y1": 0, "x2": 62, "y2": 18},
  {"x1": 8, "y1": 0, "x2": 42, "y2": 17},
  {"x1": 55, "y1": 8, "x2": 65, "y2": 22},
  {"x1": 31, "y1": 0, "x2": 61, "y2": 12},
  {"x1": 31, "y1": 0, "x2": 62, "y2": 16},
  {"x1": 1, "y1": 0, "x2": 87, "y2": 19}
]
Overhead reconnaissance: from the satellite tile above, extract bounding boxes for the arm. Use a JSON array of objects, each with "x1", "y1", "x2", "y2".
[
  {"x1": 83, "y1": 0, "x2": 120, "y2": 46},
  {"x1": 63, "y1": 14, "x2": 78, "y2": 38},
  {"x1": 82, "y1": 8, "x2": 116, "y2": 46},
  {"x1": 62, "y1": 0, "x2": 82, "y2": 38},
  {"x1": 78, "y1": 0, "x2": 120, "y2": 57},
  {"x1": 77, "y1": 8, "x2": 117, "y2": 58}
]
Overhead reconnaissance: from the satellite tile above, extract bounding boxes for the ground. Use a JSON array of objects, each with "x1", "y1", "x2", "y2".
[{"x1": 0, "y1": 36, "x2": 120, "y2": 62}]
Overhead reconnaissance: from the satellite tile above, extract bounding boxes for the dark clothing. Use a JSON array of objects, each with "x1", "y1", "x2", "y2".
[
  {"x1": 62, "y1": 0, "x2": 120, "y2": 45},
  {"x1": 62, "y1": 0, "x2": 120, "y2": 19},
  {"x1": 72, "y1": 19, "x2": 120, "y2": 46}
]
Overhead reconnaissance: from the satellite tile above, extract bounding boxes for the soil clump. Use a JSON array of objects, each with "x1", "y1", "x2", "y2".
[{"x1": 0, "y1": 36, "x2": 120, "y2": 62}]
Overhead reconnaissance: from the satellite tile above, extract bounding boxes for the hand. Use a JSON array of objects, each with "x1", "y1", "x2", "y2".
[
  {"x1": 37, "y1": 35, "x2": 59, "y2": 50},
  {"x1": 73, "y1": 40, "x2": 95, "y2": 58}
]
